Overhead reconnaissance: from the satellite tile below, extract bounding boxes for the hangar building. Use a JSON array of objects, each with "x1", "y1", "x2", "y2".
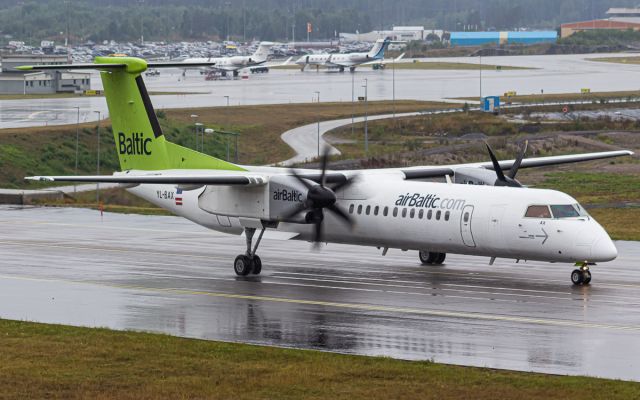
[
  {"x1": 560, "y1": 8, "x2": 640, "y2": 37},
  {"x1": 0, "y1": 55, "x2": 91, "y2": 95},
  {"x1": 449, "y1": 31, "x2": 557, "y2": 47}
]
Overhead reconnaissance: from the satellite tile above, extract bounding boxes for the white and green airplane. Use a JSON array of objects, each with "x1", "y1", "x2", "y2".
[{"x1": 20, "y1": 57, "x2": 633, "y2": 285}]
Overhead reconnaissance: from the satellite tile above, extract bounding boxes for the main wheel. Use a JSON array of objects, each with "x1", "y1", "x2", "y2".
[
  {"x1": 583, "y1": 270, "x2": 592, "y2": 284},
  {"x1": 419, "y1": 251, "x2": 431, "y2": 264},
  {"x1": 234, "y1": 255, "x2": 252, "y2": 276},
  {"x1": 434, "y1": 253, "x2": 447, "y2": 265},
  {"x1": 571, "y1": 269, "x2": 584, "y2": 285},
  {"x1": 251, "y1": 256, "x2": 262, "y2": 275}
]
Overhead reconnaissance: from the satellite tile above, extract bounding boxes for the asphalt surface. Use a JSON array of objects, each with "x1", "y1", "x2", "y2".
[
  {"x1": 1, "y1": 206, "x2": 639, "y2": 381},
  {"x1": 2, "y1": 52, "x2": 639, "y2": 129}
]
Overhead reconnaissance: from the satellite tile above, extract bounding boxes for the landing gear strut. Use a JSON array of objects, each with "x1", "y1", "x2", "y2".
[
  {"x1": 419, "y1": 251, "x2": 446, "y2": 265},
  {"x1": 571, "y1": 263, "x2": 592, "y2": 285},
  {"x1": 234, "y1": 227, "x2": 265, "y2": 276}
]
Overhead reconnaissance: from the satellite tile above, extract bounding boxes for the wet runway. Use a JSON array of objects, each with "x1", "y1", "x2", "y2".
[
  {"x1": 2, "y1": 52, "x2": 640, "y2": 129},
  {"x1": 1, "y1": 206, "x2": 639, "y2": 381}
]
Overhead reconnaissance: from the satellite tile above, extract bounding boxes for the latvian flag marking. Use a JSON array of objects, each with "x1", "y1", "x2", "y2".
[{"x1": 175, "y1": 188, "x2": 183, "y2": 206}]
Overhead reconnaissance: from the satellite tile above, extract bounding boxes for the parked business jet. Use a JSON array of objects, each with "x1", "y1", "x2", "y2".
[
  {"x1": 183, "y1": 41, "x2": 274, "y2": 76},
  {"x1": 20, "y1": 57, "x2": 633, "y2": 285},
  {"x1": 295, "y1": 38, "x2": 402, "y2": 72}
]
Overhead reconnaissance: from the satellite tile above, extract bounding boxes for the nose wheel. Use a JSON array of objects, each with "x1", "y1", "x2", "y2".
[
  {"x1": 571, "y1": 264, "x2": 592, "y2": 285},
  {"x1": 419, "y1": 251, "x2": 446, "y2": 265},
  {"x1": 234, "y1": 227, "x2": 265, "y2": 276}
]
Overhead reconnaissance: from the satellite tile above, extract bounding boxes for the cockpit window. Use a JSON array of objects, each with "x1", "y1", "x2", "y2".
[
  {"x1": 525, "y1": 205, "x2": 552, "y2": 218},
  {"x1": 551, "y1": 204, "x2": 586, "y2": 219}
]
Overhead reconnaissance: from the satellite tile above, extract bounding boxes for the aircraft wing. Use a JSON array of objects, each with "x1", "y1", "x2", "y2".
[
  {"x1": 26, "y1": 170, "x2": 348, "y2": 186},
  {"x1": 400, "y1": 150, "x2": 634, "y2": 180}
]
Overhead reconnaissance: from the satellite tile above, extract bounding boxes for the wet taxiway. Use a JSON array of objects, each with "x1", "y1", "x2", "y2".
[
  {"x1": 1, "y1": 206, "x2": 639, "y2": 381},
  {"x1": 2, "y1": 52, "x2": 640, "y2": 129}
]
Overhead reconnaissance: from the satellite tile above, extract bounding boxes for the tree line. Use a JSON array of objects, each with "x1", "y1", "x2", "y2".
[{"x1": 0, "y1": 0, "x2": 638, "y2": 43}]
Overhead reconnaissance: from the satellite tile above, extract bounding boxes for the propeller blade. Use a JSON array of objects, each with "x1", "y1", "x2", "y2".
[
  {"x1": 289, "y1": 169, "x2": 314, "y2": 191},
  {"x1": 319, "y1": 147, "x2": 331, "y2": 187},
  {"x1": 508, "y1": 140, "x2": 528, "y2": 179},
  {"x1": 327, "y1": 204, "x2": 353, "y2": 226},
  {"x1": 485, "y1": 142, "x2": 506, "y2": 182}
]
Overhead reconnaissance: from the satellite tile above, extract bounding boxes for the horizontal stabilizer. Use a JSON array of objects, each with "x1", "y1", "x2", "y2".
[{"x1": 17, "y1": 61, "x2": 217, "y2": 72}]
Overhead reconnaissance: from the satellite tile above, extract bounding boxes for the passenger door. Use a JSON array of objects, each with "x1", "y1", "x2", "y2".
[{"x1": 460, "y1": 205, "x2": 476, "y2": 247}]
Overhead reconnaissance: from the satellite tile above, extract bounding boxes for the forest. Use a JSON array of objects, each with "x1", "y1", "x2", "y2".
[{"x1": 0, "y1": 0, "x2": 638, "y2": 43}]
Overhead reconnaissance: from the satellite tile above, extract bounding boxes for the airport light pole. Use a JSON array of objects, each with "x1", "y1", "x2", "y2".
[
  {"x1": 351, "y1": 70, "x2": 355, "y2": 137},
  {"x1": 73, "y1": 106, "x2": 80, "y2": 194},
  {"x1": 315, "y1": 91, "x2": 320, "y2": 158},
  {"x1": 94, "y1": 111, "x2": 101, "y2": 203},
  {"x1": 392, "y1": 54, "x2": 396, "y2": 127},
  {"x1": 479, "y1": 54, "x2": 482, "y2": 103},
  {"x1": 195, "y1": 122, "x2": 203, "y2": 152},
  {"x1": 190, "y1": 114, "x2": 199, "y2": 150},
  {"x1": 215, "y1": 129, "x2": 239, "y2": 162},
  {"x1": 363, "y1": 78, "x2": 369, "y2": 156}
]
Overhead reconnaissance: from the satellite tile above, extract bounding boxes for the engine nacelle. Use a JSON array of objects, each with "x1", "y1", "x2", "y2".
[
  {"x1": 229, "y1": 56, "x2": 247, "y2": 65},
  {"x1": 453, "y1": 167, "x2": 498, "y2": 186}
]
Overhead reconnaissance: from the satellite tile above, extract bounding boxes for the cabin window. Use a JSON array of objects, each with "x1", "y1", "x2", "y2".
[
  {"x1": 349, "y1": 204, "x2": 354, "y2": 214},
  {"x1": 402, "y1": 208, "x2": 407, "y2": 218},
  {"x1": 357, "y1": 205, "x2": 363, "y2": 215},
  {"x1": 383, "y1": 206, "x2": 389, "y2": 217},
  {"x1": 525, "y1": 205, "x2": 552, "y2": 219},
  {"x1": 436, "y1": 210, "x2": 441, "y2": 220},
  {"x1": 418, "y1": 209, "x2": 424, "y2": 219},
  {"x1": 427, "y1": 209, "x2": 433, "y2": 220},
  {"x1": 550, "y1": 204, "x2": 581, "y2": 219},
  {"x1": 393, "y1": 207, "x2": 398, "y2": 217},
  {"x1": 410, "y1": 209, "x2": 415, "y2": 218},
  {"x1": 445, "y1": 211, "x2": 450, "y2": 221},
  {"x1": 366, "y1": 205, "x2": 371, "y2": 215},
  {"x1": 463, "y1": 212, "x2": 469, "y2": 223},
  {"x1": 374, "y1": 206, "x2": 379, "y2": 216}
]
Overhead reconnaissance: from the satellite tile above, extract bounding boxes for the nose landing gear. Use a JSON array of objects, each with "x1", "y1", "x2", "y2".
[
  {"x1": 419, "y1": 251, "x2": 446, "y2": 265},
  {"x1": 571, "y1": 262, "x2": 592, "y2": 285},
  {"x1": 234, "y1": 227, "x2": 265, "y2": 276}
]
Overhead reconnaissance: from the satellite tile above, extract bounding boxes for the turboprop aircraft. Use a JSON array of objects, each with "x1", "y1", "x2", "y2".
[
  {"x1": 183, "y1": 41, "x2": 275, "y2": 77},
  {"x1": 19, "y1": 56, "x2": 633, "y2": 285},
  {"x1": 295, "y1": 38, "x2": 403, "y2": 72}
]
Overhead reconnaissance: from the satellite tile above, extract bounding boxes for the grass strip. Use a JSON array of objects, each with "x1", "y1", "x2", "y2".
[{"x1": 0, "y1": 318, "x2": 638, "y2": 399}]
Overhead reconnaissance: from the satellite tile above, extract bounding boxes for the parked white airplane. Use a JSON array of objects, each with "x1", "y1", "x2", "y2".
[
  {"x1": 183, "y1": 41, "x2": 274, "y2": 76},
  {"x1": 295, "y1": 38, "x2": 402, "y2": 72},
  {"x1": 20, "y1": 57, "x2": 633, "y2": 285}
]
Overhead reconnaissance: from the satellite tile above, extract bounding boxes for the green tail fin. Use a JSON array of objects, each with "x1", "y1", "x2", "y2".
[{"x1": 96, "y1": 56, "x2": 245, "y2": 172}]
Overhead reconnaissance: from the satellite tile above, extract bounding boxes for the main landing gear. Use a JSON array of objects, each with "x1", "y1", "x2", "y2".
[
  {"x1": 571, "y1": 263, "x2": 592, "y2": 285},
  {"x1": 419, "y1": 251, "x2": 446, "y2": 265},
  {"x1": 234, "y1": 227, "x2": 265, "y2": 276}
]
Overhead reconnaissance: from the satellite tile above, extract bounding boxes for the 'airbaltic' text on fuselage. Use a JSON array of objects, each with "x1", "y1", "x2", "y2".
[
  {"x1": 273, "y1": 189, "x2": 303, "y2": 202},
  {"x1": 395, "y1": 193, "x2": 466, "y2": 210}
]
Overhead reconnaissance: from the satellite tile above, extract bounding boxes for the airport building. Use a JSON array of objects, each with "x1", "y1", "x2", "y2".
[
  {"x1": 560, "y1": 8, "x2": 640, "y2": 37},
  {"x1": 0, "y1": 55, "x2": 90, "y2": 94},
  {"x1": 340, "y1": 26, "x2": 443, "y2": 43},
  {"x1": 449, "y1": 31, "x2": 557, "y2": 47}
]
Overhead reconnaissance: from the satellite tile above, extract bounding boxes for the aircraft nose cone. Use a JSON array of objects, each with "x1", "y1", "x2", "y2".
[{"x1": 592, "y1": 236, "x2": 618, "y2": 262}]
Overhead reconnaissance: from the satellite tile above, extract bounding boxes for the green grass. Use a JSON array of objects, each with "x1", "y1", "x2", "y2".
[
  {"x1": 536, "y1": 172, "x2": 640, "y2": 205},
  {"x1": 0, "y1": 318, "x2": 638, "y2": 399},
  {"x1": 588, "y1": 56, "x2": 640, "y2": 65}
]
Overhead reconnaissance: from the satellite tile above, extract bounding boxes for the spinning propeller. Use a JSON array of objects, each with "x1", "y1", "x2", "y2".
[
  {"x1": 282, "y1": 149, "x2": 357, "y2": 246},
  {"x1": 485, "y1": 140, "x2": 528, "y2": 187}
]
